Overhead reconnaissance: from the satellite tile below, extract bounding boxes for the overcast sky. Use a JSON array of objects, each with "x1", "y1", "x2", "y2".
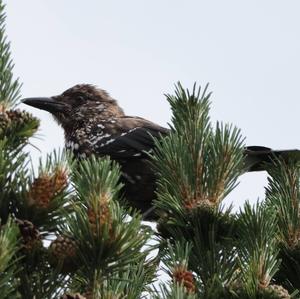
[{"x1": 5, "y1": 0, "x2": 300, "y2": 209}]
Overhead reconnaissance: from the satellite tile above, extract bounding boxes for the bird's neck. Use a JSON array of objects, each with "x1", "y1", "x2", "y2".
[
  {"x1": 64, "y1": 115, "x2": 118, "y2": 158},
  {"x1": 63, "y1": 102, "x2": 125, "y2": 158},
  {"x1": 63, "y1": 102, "x2": 124, "y2": 136}
]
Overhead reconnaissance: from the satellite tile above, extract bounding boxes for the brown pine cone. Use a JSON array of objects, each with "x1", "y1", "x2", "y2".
[
  {"x1": 15, "y1": 218, "x2": 42, "y2": 250},
  {"x1": 52, "y1": 166, "x2": 68, "y2": 194},
  {"x1": 49, "y1": 235, "x2": 77, "y2": 273},
  {"x1": 87, "y1": 196, "x2": 112, "y2": 236},
  {"x1": 50, "y1": 235, "x2": 77, "y2": 260},
  {"x1": 0, "y1": 109, "x2": 10, "y2": 129},
  {"x1": 28, "y1": 174, "x2": 54, "y2": 208},
  {"x1": 27, "y1": 167, "x2": 68, "y2": 209},
  {"x1": 184, "y1": 197, "x2": 215, "y2": 211},
  {"x1": 0, "y1": 108, "x2": 39, "y2": 141},
  {"x1": 173, "y1": 266, "x2": 196, "y2": 294}
]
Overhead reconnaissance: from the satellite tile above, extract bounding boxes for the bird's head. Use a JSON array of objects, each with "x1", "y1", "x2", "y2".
[{"x1": 22, "y1": 84, "x2": 124, "y2": 130}]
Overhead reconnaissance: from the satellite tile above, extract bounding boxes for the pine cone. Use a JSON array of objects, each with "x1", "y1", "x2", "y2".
[
  {"x1": 184, "y1": 197, "x2": 216, "y2": 211},
  {"x1": 52, "y1": 167, "x2": 68, "y2": 194},
  {"x1": 260, "y1": 284, "x2": 291, "y2": 299},
  {"x1": 50, "y1": 235, "x2": 77, "y2": 259},
  {"x1": 50, "y1": 235, "x2": 77, "y2": 273},
  {"x1": 28, "y1": 174, "x2": 54, "y2": 208},
  {"x1": 27, "y1": 167, "x2": 68, "y2": 209},
  {"x1": 0, "y1": 108, "x2": 39, "y2": 143},
  {"x1": 0, "y1": 109, "x2": 10, "y2": 129},
  {"x1": 7, "y1": 109, "x2": 32, "y2": 123},
  {"x1": 173, "y1": 266, "x2": 196, "y2": 294},
  {"x1": 15, "y1": 218, "x2": 42, "y2": 250},
  {"x1": 87, "y1": 195, "x2": 112, "y2": 236}
]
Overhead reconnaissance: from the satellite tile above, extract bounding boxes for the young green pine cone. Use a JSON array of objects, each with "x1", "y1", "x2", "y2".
[{"x1": 173, "y1": 266, "x2": 196, "y2": 294}]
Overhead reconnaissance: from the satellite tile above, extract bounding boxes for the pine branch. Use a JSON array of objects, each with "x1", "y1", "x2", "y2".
[
  {"x1": 0, "y1": 1, "x2": 22, "y2": 109},
  {"x1": 159, "y1": 241, "x2": 197, "y2": 296},
  {"x1": 152, "y1": 284, "x2": 197, "y2": 299},
  {"x1": 13, "y1": 151, "x2": 73, "y2": 299},
  {"x1": 0, "y1": 139, "x2": 29, "y2": 223},
  {"x1": 152, "y1": 83, "x2": 247, "y2": 298},
  {"x1": 265, "y1": 158, "x2": 300, "y2": 294},
  {"x1": 65, "y1": 258, "x2": 157, "y2": 299},
  {"x1": 234, "y1": 201, "x2": 282, "y2": 298},
  {"x1": 16, "y1": 150, "x2": 71, "y2": 232},
  {"x1": 55, "y1": 157, "x2": 154, "y2": 296},
  {"x1": 0, "y1": 217, "x2": 21, "y2": 299},
  {"x1": 151, "y1": 83, "x2": 245, "y2": 219},
  {"x1": 265, "y1": 158, "x2": 300, "y2": 248}
]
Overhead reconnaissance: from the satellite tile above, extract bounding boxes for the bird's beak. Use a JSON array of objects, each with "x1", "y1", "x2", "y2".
[{"x1": 22, "y1": 97, "x2": 67, "y2": 114}]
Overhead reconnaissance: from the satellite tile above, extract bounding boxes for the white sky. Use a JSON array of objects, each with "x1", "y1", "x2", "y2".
[{"x1": 5, "y1": 0, "x2": 300, "y2": 209}]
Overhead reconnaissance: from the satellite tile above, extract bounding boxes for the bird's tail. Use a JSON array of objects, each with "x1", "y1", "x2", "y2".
[{"x1": 244, "y1": 146, "x2": 300, "y2": 172}]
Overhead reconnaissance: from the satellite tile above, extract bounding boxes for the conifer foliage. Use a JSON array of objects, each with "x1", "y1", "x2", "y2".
[
  {"x1": 0, "y1": 3, "x2": 154, "y2": 298},
  {"x1": 1, "y1": 1, "x2": 300, "y2": 298},
  {"x1": 151, "y1": 84, "x2": 300, "y2": 299}
]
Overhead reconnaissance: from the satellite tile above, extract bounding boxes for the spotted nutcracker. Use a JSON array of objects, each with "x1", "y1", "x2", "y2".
[{"x1": 22, "y1": 84, "x2": 299, "y2": 219}]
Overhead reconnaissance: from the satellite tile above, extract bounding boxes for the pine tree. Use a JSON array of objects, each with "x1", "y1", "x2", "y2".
[
  {"x1": 0, "y1": 3, "x2": 154, "y2": 298},
  {"x1": 1, "y1": 1, "x2": 300, "y2": 298},
  {"x1": 151, "y1": 84, "x2": 300, "y2": 299}
]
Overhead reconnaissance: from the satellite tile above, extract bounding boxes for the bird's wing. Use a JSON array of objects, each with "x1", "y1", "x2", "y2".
[{"x1": 94, "y1": 120, "x2": 169, "y2": 159}]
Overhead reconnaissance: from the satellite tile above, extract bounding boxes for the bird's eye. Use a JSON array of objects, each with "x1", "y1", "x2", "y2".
[{"x1": 77, "y1": 95, "x2": 85, "y2": 102}]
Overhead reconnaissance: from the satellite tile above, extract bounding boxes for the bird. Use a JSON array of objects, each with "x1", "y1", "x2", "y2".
[{"x1": 22, "y1": 84, "x2": 300, "y2": 219}]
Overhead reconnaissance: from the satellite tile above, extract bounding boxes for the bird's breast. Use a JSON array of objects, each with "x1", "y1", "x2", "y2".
[{"x1": 65, "y1": 123, "x2": 120, "y2": 158}]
